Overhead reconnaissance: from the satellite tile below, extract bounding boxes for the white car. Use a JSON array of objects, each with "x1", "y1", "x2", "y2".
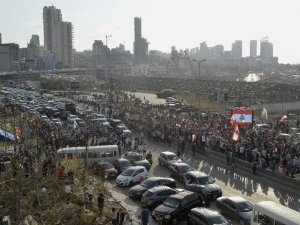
[
  {"x1": 67, "y1": 114, "x2": 78, "y2": 123},
  {"x1": 116, "y1": 166, "x2": 148, "y2": 187}
]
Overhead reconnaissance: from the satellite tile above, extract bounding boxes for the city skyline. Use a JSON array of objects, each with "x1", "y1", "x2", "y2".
[{"x1": 1, "y1": 0, "x2": 300, "y2": 64}]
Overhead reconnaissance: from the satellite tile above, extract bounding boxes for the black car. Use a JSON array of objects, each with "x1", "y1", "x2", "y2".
[
  {"x1": 184, "y1": 171, "x2": 222, "y2": 200},
  {"x1": 141, "y1": 186, "x2": 184, "y2": 209},
  {"x1": 113, "y1": 158, "x2": 132, "y2": 174},
  {"x1": 125, "y1": 152, "x2": 151, "y2": 170},
  {"x1": 128, "y1": 177, "x2": 176, "y2": 200},
  {"x1": 187, "y1": 207, "x2": 232, "y2": 225},
  {"x1": 216, "y1": 196, "x2": 252, "y2": 225},
  {"x1": 152, "y1": 190, "x2": 204, "y2": 225}
]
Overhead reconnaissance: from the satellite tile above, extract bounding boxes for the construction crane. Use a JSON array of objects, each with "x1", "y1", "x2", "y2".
[{"x1": 260, "y1": 36, "x2": 268, "y2": 43}]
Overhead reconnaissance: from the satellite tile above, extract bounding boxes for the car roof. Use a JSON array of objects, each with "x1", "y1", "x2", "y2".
[
  {"x1": 144, "y1": 177, "x2": 173, "y2": 182},
  {"x1": 127, "y1": 152, "x2": 142, "y2": 156},
  {"x1": 147, "y1": 185, "x2": 173, "y2": 192},
  {"x1": 127, "y1": 166, "x2": 146, "y2": 170},
  {"x1": 187, "y1": 171, "x2": 208, "y2": 178},
  {"x1": 116, "y1": 158, "x2": 130, "y2": 162},
  {"x1": 161, "y1": 151, "x2": 176, "y2": 155},
  {"x1": 171, "y1": 162, "x2": 189, "y2": 167},
  {"x1": 169, "y1": 190, "x2": 195, "y2": 199},
  {"x1": 225, "y1": 196, "x2": 248, "y2": 203},
  {"x1": 191, "y1": 207, "x2": 221, "y2": 218}
]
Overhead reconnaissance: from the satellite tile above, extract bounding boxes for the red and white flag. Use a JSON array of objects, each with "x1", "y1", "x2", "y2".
[
  {"x1": 232, "y1": 123, "x2": 240, "y2": 141},
  {"x1": 16, "y1": 127, "x2": 21, "y2": 140},
  {"x1": 280, "y1": 115, "x2": 287, "y2": 122}
]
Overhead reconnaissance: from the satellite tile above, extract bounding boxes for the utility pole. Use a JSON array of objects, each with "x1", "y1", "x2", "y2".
[{"x1": 193, "y1": 59, "x2": 206, "y2": 121}]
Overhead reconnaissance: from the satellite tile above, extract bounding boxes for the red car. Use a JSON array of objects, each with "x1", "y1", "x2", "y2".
[
  {"x1": 169, "y1": 162, "x2": 194, "y2": 183},
  {"x1": 93, "y1": 161, "x2": 117, "y2": 179}
]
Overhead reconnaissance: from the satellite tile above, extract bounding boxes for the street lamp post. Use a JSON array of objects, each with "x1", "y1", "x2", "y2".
[{"x1": 193, "y1": 59, "x2": 206, "y2": 121}]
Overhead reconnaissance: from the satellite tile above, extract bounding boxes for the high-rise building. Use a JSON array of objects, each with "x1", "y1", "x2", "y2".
[
  {"x1": 30, "y1": 34, "x2": 40, "y2": 47},
  {"x1": 232, "y1": 40, "x2": 242, "y2": 59},
  {"x1": 133, "y1": 17, "x2": 148, "y2": 65},
  {"x1": 0, "y1": 33, "x2": 2, "y2": 44},
  {"x1": 260, "y1": 40, "x2": 273, "y2": 62},
  {"x1": 43, "y1": 6, "x2": 73, "y2": 67},
  {"x1": 200, "y1": 42, "x2": 209, "y2": 60},
  {"x1": 92, "y1": 40, "x2": 110, "y2": 67},
  {"x1": 250, "y1": 40, "x2": 257, "y2": 57},
  {"x1": 0, "y1": 43, "x2": 20, "y2": 72}
]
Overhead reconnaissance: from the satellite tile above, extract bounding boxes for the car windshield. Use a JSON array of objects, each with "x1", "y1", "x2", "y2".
[
  {"x1": 121, "y1": 168, "x2": 135, "y2": 176},
  {"x1": 119, "y1": 160, "x2": 130, "y2": 167},
  {"x1": 132, "y1": 155, "x2": 144, "y2": 161},
  {"x1": 163, "y1": 198, "x2": 180, "y2": 208},
  {"x1": 197, "y1": 176, "x2": 214, "y2": 185},
  {"x1": 209, "y1": 216, "x2": 229, "y2": 225},
  {"x1": 178, "y1": 165, "x2": 192, "y2": 173},
  {"x1": 102, "y1": 163, "x2": 112, "y2": 169},
  {"x1": 236, "y1": 201, "x2": 253, "y2": 212},
  {"x1": 140, "y1": 179, "x2": 154, "y2": 188},
  {"x1": 167, "y1": 154, "x2": 178, "y2": 160}
]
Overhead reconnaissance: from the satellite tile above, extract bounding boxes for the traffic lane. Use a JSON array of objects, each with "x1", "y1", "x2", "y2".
[
  {"x1": 179, "y1": 152, "x2": 300, "y2": 211},
  {"x1": 143, "y1": 140, "x2": 300, "y2": 211},
  {"x1": 108, "y1": 153, "x2": 238, "y2": 225}
]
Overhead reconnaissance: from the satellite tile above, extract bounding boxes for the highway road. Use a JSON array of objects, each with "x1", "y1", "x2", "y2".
[{"x1": 105, "y1": 137, "x2": 300, "y2": 225}]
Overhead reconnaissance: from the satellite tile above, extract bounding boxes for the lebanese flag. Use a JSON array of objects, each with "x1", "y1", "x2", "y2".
[
  {"x1": 176, "y1": 123, "x2": 181, "y2": 128},
  {"x1": 232, "y1": 123, "x2": 240, "y2": 141},
  {"x1": 16, "y1": 127, "x2": 21, "y2": 140},
  {"x1": 280, "y1": 114, "x2": 287, "y2": 122},
  {"x1": 231, "y1": 109, "x2": 253, "y2": 125}
]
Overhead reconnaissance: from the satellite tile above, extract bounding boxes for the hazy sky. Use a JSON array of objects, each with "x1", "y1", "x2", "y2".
[{"x1": 1, "y1": 0, "x2": 300, "y2": 64}]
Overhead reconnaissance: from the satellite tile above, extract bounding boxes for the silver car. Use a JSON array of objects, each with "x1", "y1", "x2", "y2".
[{"x1": 158, "y1": 151, "x2": 182, "y2": 167}]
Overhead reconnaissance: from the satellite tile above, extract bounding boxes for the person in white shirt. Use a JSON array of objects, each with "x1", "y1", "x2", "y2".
[
  {"x1": 86, "y1": 182, "x2": 94, "y2": 201},
  {"x1": 64, "y1": 182, "x2": 71, "y2": 203}
]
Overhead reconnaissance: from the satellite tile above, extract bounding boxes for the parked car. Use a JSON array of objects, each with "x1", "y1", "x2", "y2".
[
  {"x1": 92, "y1": 161, "x2": 117, "y2": 178},
  {"x1": 158, "y1": 151, "x2": 182, "y2": 167},
  {"x1": 124, "y1": 152, "x2": 151, "y2": 170},
  {"x1": 152, "y1": 190, "x2": 204, "y2": 225},
  {"x1": 187, "y1": 207, "x2": 232, "y2": 225},
  {"x1": 67, "y1": 114, "x2": 78, "y2": 123},
  {"x1": 113, "y1": 158, "x2": 132, "y2": 174},
  {"x1": 184, "y1": 171, "x2": 222, "y2": 200},
  {"x1": 169, "y1": 162, "x2": 194, "y2": 183},
  {"x1": 128, "y1": 177, "x2": 176, "y2": 200},
  {"x1": 116, "y1": 166, "x2": 148, "y2": 187},
  {"x1": 51, "y1": 118, "x2": 62, "y2": 126},
  {"x1": 142, "y1": 186, "x2": 184, "y2": 209},
  {"x1": 216, "y1": 196, "x2": 252, "y2": 225}
]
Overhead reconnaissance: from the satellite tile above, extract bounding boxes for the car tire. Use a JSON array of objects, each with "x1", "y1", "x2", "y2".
[
  {"x1": 129, "y1": 181, "x2": 133, "y2": 186},
  {"x1": 186, "y1": 217, "x2": 191, "y2": 225},
  {"x1": 172, "y1": 217, "x2": 178, "y2": 225},
  {"x1": 239, "y1": 219, "x2": 245, "y2": 225},
  {"x1": 218, "y1": 207, "x2": 223, "y2": 214},
  {"x1": 158, "y1": 160, "x2": 161, "y2": 165}
]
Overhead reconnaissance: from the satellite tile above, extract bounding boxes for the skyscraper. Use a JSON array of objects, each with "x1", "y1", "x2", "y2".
[
  {"x1": 0, "y1": 43, "x2": 20, "y2": 72},
  {"x1": 133, "y1": 17, "x2": 148, "y2": 65},
  {"x1": 43, "y1": 6, "x2": 73, "y2": 67},
  {"x1": 260, "y1": 40, "x2": 273, "y2": 62},
  {"x1": 200, "y1": 42, "x2": 209, "y2": 60},
  {"x1": 250, "y1": 40, "x2": 257, "y2": 57},
  {"x1": 30, "y1": 34, "x2": 40, "y2": 47},
  {"x1": 0, "y1": 33, "x2": 2, "y2": 44},
  {"x1": 231, "y1": 40, "x2": 242, "y2": 59}
]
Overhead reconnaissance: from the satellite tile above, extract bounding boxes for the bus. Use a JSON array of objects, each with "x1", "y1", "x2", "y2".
[
  {"x1": 251, "y1": 201, "x2": 300, "y2": 225},
  {"x1": 57, "y1": 145, "x2": 119, "y2": 167}
]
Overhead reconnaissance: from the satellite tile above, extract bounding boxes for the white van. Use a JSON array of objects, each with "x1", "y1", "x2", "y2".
[
  {"x1": 251, "y1": 201, "x2": 300, "y2": 225},
  {"x1": 57, "y1": 145, "x2": 119, "y2": 167}
]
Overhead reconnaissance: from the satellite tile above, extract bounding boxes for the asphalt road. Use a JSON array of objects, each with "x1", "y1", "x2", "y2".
[{"x1": 105, "y1": 137, "x2": 300, "y2": 225}]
